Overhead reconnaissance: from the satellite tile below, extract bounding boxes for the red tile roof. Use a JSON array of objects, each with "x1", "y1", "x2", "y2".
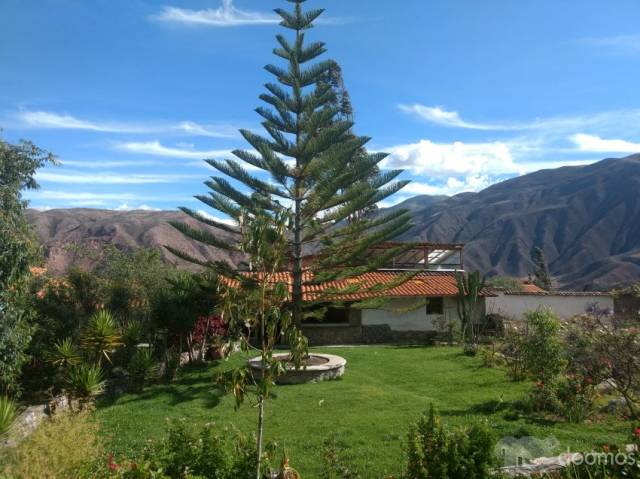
[{"x1": 231, "y1": 270, "x2": 467, "y2": 301}]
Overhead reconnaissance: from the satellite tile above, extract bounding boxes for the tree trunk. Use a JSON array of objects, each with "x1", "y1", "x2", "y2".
[
  {"x1": 256, "y1": 394, "x2": 265, "y2": 479},
  {"x1": 199, "y1": 316, "x2": 211, "y2": 361}
]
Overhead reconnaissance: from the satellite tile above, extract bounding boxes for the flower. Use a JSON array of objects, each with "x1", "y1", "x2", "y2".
[{"x1": 107, "y1": 453, "x2": 119, "y2": 471}]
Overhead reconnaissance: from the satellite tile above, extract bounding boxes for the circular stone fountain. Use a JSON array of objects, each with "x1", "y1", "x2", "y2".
[{"x1": 248, "y1": 353, "x2": 346, "y2": 385}]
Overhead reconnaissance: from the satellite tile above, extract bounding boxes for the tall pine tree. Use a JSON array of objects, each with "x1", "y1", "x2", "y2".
[{"x1": 169, "y1": 0, "x2": 413, "y2": 324}]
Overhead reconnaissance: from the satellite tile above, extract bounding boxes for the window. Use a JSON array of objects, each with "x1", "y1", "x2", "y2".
[
  {"x1": 426, "y1": 297, "x2": 444, "y2": 315},
  {"x1": 304, "y1": 303, "x2": 351, "y2": 324}
]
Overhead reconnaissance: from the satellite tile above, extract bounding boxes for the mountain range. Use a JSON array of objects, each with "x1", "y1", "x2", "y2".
[{"x1": 26, "y1": 154, "x2": 640, "y2": 290}]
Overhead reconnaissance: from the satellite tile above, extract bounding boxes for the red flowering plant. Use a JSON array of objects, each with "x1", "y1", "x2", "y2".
[{"x1": 191, "y1": 315, "x2": 229, "y2": 360}]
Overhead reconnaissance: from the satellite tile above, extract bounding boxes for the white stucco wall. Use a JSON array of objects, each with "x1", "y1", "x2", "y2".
[
  {"x1": 362, "y1": 297, "x2": 460, "y2": 331},
  {"x1": 486, "y1": 293, "x2": 613, "y2": 320}
]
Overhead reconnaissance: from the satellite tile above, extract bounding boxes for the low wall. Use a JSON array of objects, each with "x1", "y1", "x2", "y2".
[{"x1": 486, "y1": 293, "x2": 614, "y2": 320}]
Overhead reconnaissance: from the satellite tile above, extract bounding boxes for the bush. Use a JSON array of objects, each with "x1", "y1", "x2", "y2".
[
  {"x1": 501, "y1": 325, "x2": 526, "y2": 381},
  {"x1": 0, "y1": 395, "x2": 18, "y2": 439},
  {"x1": 127, "y1": 347, "x2": 158, "y2": 393},
  {"x1": 81, "y1": 310, "x2": 123, "y2": 365},
  {"x1": 521, "y1": 308, "x2": 566, "y2": 383},
  {"x1": 405, "y1": 404, "x2": 495, "y2": 479},
  {"x1": 130, "y1": 419, "x2": 267, "y2": 479},
  {"x1": 64, "y1": 362, "x2": 105, "y2": 409},
  {"x1": 554, "y1": 374, "x2": 599, "y2": 423},
  {"x1": 1, "y1": 411, "x2": 102, "y2": 478},
  {"x1": 322, "y1": 437, "x2": 362, "y2": 479}
]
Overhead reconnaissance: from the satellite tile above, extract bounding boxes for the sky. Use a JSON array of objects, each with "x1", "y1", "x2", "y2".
[{"x1": 2, "y1": 0, "x2": 640, "y2": 216}]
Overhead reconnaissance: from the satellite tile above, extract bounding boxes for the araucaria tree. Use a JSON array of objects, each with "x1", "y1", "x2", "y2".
[{"x1": 169, "y1": 0, "x2": 413, "y2": 324}]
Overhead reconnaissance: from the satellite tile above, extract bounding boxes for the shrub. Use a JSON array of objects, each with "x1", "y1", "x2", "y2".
[
  {"x1": 501, "y1": 325, "x2": 526, "y2": 381},
  {"x1": 48, "y1": 337, "x2": 82, "y2": 370},
  {"x1": 405, "y1": 404, "x2": 495, "y2": 479},
  {"x1": 64, "y1": 362, "x2": 105, "y2": 409},
  {"x1": 1, "y1": 411, "x2": 102, "y2": 478},
  {"x1": 81, "y1": 310, "x2": 123, "y2": 365},
  {"x1": 521, "y1": 308, "x2": 566, "y2": 383},
  {"x1": 133, "y1": 419, "x2": 267, "y2": 479},
  {"x1": 127, "y1": 347, "x2": 158, "y2": 393},
  {"x1": 0, "y1": 395, "x2": 18, "y2": 438},
  {"x1": 478, "y1": 343, "x2": 502, "y2": 368},
  {"x1": 322, "y1": 437, "x2": 363, "y2": 479},
  {"x1": 554, "y1": 374, "x2": 599, "y2": 423}
]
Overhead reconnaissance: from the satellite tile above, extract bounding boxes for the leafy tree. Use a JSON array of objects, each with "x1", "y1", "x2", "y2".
[
  {"x1": 531, "y1": 246, "x2": 552, "y2": 291},
  {"x1": 0, "y1": 137, "x2": 56, "y2": 393},
  {"x1": 218, "y1": 209, "x2": 307, "y2": 479},
  {"x1": 168, "y1": 0, "x2": 413, "y2": 325},
  {"x1": 455, "y1": 271, "x2": 486, "y2": 354}
]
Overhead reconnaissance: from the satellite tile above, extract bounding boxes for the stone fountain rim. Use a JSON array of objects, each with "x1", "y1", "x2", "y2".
[{"x1": 247, "y1": 352, "x2": 346, "y2": 372}]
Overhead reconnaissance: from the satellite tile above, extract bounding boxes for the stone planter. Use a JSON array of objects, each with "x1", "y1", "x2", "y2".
[{"x1": 248, "y1": 353, "x2": 346, "y2": 385}]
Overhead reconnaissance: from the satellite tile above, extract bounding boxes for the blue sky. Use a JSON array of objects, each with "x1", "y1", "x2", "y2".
[{"x1": 2, "y1": 0, "x2": 640, "y2": 217}]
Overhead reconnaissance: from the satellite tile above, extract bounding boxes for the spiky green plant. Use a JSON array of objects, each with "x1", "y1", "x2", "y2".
[
  {"x1": 64, "y1": 363, "x2": 105, "y2": 409},
  {"x1": 127, "y1": 347, "x2": 158, "y2": 393},
  {"x1": 47, "y1": 337, "x2": 81, "y2": 370},
  {"x1": 167, "y1": 0, "x2": 413, "y2": 325},
  {"x1": 81, "y1": 309, "x2": 122, "y2": 364},
  {"x1": 0, "y1": 395, "x2": 18, "y2": 438}
]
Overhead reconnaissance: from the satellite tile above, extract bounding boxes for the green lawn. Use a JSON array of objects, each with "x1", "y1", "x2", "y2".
[{"x1": 96, "y1": 346, "x2": 632, "y2": 477}]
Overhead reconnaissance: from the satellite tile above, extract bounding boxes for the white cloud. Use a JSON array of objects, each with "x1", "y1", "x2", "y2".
[
  {"x1": 150, "y1": 0, "x2": 279, "y2": 27},
  {"x1": 399, "y1": 104, "x2": 640, "y2": 136},
  {"x1": 115, "y1": 203, "x2": 159, "y2": 211},
  {"x1": 36, "y1": 170, "x2": 201, "y2": 184},
  {"x1": 570, "y1": 134, "x2": 640, "y2": 153},
  {"x1": 383, "y1": 139, "x2": 519, "y2": 176},
  {"x1": 15, "y1": 110, "x2": 239, "y2": 138},
  {"x1": 581, "y1": 34, "x2": 640, "y2": 55},
  {"x1": 26, "y1": 191, "x2": 193, "y2": 202},
  {"x1": 115, "y1": 140, "x2": 232, "y2": 159},
  {"x1": 398, "y1": 104, "x2": 506, "y2": 131},
  {"x1": 196, "y1": 209, "x2": 236, "y2": 226}
]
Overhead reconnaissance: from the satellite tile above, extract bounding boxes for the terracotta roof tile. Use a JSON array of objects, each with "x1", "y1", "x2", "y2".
[{"x1": 230, "y1": 270, "x2": 466, "y2": 301}]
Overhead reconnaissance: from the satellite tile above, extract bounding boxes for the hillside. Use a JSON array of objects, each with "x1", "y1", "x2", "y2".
[
  {"x1": 26, "y1": 155, "x2": 640, "y2": 290},
  {"x1": 394, "y1": 154, "x2": 640, "y2": 290},
  {"x1": 25, "y1": 208, "x2": 242, "y2": 275}
]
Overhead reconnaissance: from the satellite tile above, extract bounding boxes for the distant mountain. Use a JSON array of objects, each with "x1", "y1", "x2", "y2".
[
  {"x1": 393, "y1": 154, "x2": 640, "y2": 290},
  {"x1": 25, "y1": 208, "x2": 242, "y2": 275},
  {"x1": 26, "y1": 155, "x2": 640, "y2": 290}
]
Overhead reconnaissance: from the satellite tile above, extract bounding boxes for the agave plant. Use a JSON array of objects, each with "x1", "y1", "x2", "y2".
[
  {"x1": 127, "y1": 347, "x2": 158, "y2": 392},
  {"x1": 81, "y1": 309, "x2": 123, "y2": 364},
  {"x1": 64, "y1": 363, "x2": 105, "y2": 409},
  {"x1": 0, "y1": 396, "x2": 18, "y2": 438},
  {"x1": 48, "y1": 337, "x2": 81, "y2": 370}
]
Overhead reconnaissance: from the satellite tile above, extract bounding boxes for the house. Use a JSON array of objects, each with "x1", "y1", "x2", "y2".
[
  {"x1": 485, "y1": 282, "x2": 614, "y2": 321},
  {"x1": 298, "y1": 242, "x2": 478, "y2": 345}
]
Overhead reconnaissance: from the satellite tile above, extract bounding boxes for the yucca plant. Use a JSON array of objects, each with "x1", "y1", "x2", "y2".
[
  {"x1": 64, "y1": 363, "x2": 105, "y2": 409},
  {"x1": 0, "y1": 395, "x2": 18, "y2": 438},
  {"x1": 47, "y1": 337, "x2": 81, "y2": 370},
  {"x1": 81, "y1": 309, "x2": 123, "y2": 365},
  {"x1": 127, "y1": 347, "x2": 158, "y2": 393}
]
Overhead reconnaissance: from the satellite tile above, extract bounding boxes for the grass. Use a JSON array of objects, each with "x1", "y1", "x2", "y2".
[{"x1": 96, "y1": 346, "x2": 633, "y2": 477}]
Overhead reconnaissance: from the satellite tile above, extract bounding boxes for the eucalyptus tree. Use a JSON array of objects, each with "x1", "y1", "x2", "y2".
[{"x1": 169, "y1": 0, "x2": 413, "y2": 324}]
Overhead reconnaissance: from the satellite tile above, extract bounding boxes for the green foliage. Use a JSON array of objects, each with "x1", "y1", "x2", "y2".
[
  {"x1": 486, "y1": 276, "x2": 523, "y2": 292},
  {"x1": 135, "y1": 420, "x2": 266, "y2": 479},
  {"x1": 82, "y1": 309, "x2": 123, "y2": 365},
  {"x1": 127, "y1": 347, "x2": 158, "y2": 393},
  {"x1": 1, "y1": 411, "x2": 102, "y2": 478},
  {"x1": 455, "y1": 271, "x2": 486, "y2": 352},
  {"x1": 554, "y1": 374, "x2": 599, "y2": 423},
  {"x1": 405, "y1": 404, "x2": 495, "y2": 479},
  {"x1": 322, "y1": 437, "x2": 362, "y2": 479},
  {"x1": 168, "y1": 0, "x2": 412, "y2": 326},
  {"x1": 0, "y1": 138, "x2": 55, "y2": 394},
  {"x1": 531, "y1": 246, "x2": 552, "y2": 291},
  {"x1": 64, "y1": 362, "x2": 106, "y2": 408},
  {"x1": 521, "y1": 308, "x2": 566, "y2": 383},
  {"x1": 0, "y1": 395, "x2": 18, "y2": 439},
  {"x1": 48, "y1": 337, "x2": 82, "y2": 370}
]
